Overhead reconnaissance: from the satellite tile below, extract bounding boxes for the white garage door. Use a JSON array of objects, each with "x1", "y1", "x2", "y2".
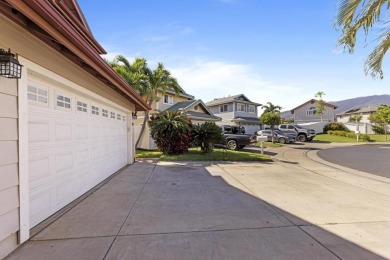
[{"x1": 27, "y1": 76, "x2": 129, "y2": 227}]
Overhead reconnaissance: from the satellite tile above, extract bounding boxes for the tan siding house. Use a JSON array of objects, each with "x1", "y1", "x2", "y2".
[{"x1": 0, "y1": 1, "x2": 150, "y2": 258}]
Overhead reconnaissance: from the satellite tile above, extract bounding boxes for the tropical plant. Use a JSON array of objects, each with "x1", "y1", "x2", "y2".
[
  {"x1": 191, "y1": 122, "x2": 224, "y2": 153},
  {"x1": 108, "y1": 56, "x2": 148, "y2": 92},
  {"x1": 108, "y1": 56, "x2": 181, "y2": 148},
  {"x1": 369, "y1": 104, "x2": 390, "y2": 141},
  {"x1": 315, "y1": 91, "x2": 326, "y2": 122},
  {"x1": 260, "y1": 112, "x2": 282, "y2": 143},
  {"x1": 372, "y1": 125, "x2": 385, "y2": 134},
  {"x1": 323, "y1": 122, "x2": 348, "y2": 132},
  {"x1": 335, "y1": 0, "x2": 390, "y2": 78},
  {"x1": 149, "y1": 111, "x2": 191, "y2": 155},
  {"x1": 261, "y1": 102, "x2": 282, "y2": 115}
]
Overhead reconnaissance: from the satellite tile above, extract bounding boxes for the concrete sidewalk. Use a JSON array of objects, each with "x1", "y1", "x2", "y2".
[{"x1": 6, "y1": 144, "x2": 390, "y2": 259}]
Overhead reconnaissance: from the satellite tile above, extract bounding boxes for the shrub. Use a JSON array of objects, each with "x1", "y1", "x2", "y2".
[
  {"x1": 372, "y1": 125, "x2": 385, "y2": 134},
  {"x1": 323, "y1": 122, "x2": 348, "y2": 132},
  {"x1": 328, "y1": 130, "x2": 370, "y2": 141},
  {"x1": 191, "y1": 122, "x2": 224, "y2": 153},
  {"x1": 149, "y1": 111, "x2": 191, "y2": 155}
]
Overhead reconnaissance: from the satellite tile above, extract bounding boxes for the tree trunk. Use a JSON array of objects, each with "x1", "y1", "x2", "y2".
[
  {"x1": 135, "y1": 99, "x2": 153, "y2": 148},
  {"x1": 271, "y1": 126, "x2": 275, "y2": 143}
]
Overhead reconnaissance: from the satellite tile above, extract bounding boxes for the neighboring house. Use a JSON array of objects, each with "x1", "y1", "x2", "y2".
[
  {"x1": 337, "y1": 104, "x2": 379, "y2": 124},
  {"x1": 291, "y1": 99, "x2": 337, "y2": 123},
  {"x1": 205, "y1": 94, "x2": 262, "y2": 135},
  {"x1": 337, "y1": 104, "x2": 384, "y2": 134},
  {"x1": 165, "y1": 99, "x2": 221, "y2": 124},
  {"x1": 135, "y1": 88, "x2": 220, "y2": 150},
  {"x1": 0, "y1": 1, "x2": 149, "y2": 258}
]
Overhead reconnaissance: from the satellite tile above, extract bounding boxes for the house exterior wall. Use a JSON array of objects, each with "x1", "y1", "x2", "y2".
[
  {"x1": 293, "y1": 102, "x2": 335, "y2": 123},
  {"x1": 0, "y1": 75, "x2": 19, "y2": 259},
  {"x1": 154, "y1": 93, "x2": 190, "y2": 112}
]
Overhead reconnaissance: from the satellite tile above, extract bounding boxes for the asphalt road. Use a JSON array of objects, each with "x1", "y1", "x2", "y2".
[{"x1": 317, "y1": 144, "x2": 390, "y2": 179}]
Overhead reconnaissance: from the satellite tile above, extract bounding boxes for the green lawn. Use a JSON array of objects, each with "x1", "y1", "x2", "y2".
[
  {"x1": 136, "y1": 148, "x2": 270, "y2": 161},
  {"x1": 314, "y1": 134, "x2": 389, "y2": 143},
  {"x1": 255, "y1": 141, "x2": 286, "y2": 148}
]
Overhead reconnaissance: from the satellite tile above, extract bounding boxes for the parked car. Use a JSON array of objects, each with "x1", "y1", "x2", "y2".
[
  {"x1": 256, "y1": 129, "x2": 296, "y2": 144},
  {"x1": 277, "y1": 124, "x2": 316, "y2": 142},
  {"x1": 216, "y1": 125, "x2": 255, "y2": 150}
]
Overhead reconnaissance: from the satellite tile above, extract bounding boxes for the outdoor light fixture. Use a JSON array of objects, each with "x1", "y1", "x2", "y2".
[
  {"x1": 132, "y1": 111, "x2": 137, "y2": 119},
  {"x1": 0, "y1": 48, "x2": 23, "y2": 79}
]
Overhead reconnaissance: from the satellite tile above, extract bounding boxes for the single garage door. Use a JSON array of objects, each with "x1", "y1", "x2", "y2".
[{"x1": 27, "y1": 76, "x2": 129, "y2": 227}]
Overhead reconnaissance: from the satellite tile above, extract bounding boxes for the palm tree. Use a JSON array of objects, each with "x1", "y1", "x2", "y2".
[
  {"x1": 108, "y1": 56, "x2": 148, "y2": 93},
  {"x1": 315, "y1": 91, "x2": 326, "y2": 122},
  {"x1": 261, "y1": 102, "x2": 282, "y2": 115},
  {"x1": 335, "y1": 0, "x2": 390, "y2": 79},
  {"x1": 108, "y1": 56, "x2": 181, "y2": 148},
  {"x1": 136, "y1": 63, "x2": 181, "y2": 148}
]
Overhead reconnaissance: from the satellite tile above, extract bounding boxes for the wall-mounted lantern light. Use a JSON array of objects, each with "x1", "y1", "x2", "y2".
[
  {"x1": 132, "y1": 111, "x2": 137, "y2": 119},
  {"x1": 0, "y1": 48, "x2": 23, "y2": 79}
]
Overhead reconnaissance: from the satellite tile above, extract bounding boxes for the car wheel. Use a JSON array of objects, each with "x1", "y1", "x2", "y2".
[
  {"x1": 226, "y1": 140, "x2": 238, "y2": 150},
  {"x1": 297, "y1": 134, "x2": 307, "y2": 142},
  {"x1": 278, "y1": 138, "x2": 286, "y2": 144}
]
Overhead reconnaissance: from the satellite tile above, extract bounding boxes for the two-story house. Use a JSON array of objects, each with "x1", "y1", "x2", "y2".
[
  {"x1": 135, "y1": 87, "x2": 221, "y2": 150},
  {"x1": 291, "y1": 99, "x2": 337, "y2": 123},
  {"x1": 205, "y1": 94, "x2": 262, "y2": 135}
]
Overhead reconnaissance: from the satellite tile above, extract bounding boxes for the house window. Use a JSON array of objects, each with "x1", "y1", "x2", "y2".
[
  {"x1": 111, "y1": 112, "x2": 115, "y2": 119},
  {"x1": 306, "y1": 106, "x2": 317, "y2": 116},
  {"x1": 117, "y1": 113, "x2": 121, "y2": 120},
  {"x1": 56, "y1": 94, "x2": 71, "y2": 109},
  {"x1": 77, "y1": 101, "x2": 88, "y2": 113},
  {"x1": 102, "y1": 109, "x2": 108, "y2": 117},
  {"x1": 219, "y1": 104, "x2": 228, "y2": 112},
  {"x1": 92, "y1": 105, "x2": 99, "y2": 115},
  {"x1": 164, "y1": 94, "x2": 173, "y2": 104},
  {"x1": 237, "y1": 103, "x2": 246, "y2": 112},
  {"x1": 122, "y1": 115, "x2": 126, "y2": 121},
  {"x1": 28, "y1": 85, "x2": 48, "y2": 104},
  {"x1": 248, "y1": 105, "x2": 255, "y2": 113}
]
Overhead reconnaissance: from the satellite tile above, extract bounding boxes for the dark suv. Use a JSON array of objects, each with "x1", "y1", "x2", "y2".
[{"x1": 278, "y1": 124, "x2": 316, "y2": 142}]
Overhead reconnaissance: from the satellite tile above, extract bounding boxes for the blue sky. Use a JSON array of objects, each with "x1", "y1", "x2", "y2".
[{"x1": 78, "y1": 0, "x2": 389, "y2": 110}]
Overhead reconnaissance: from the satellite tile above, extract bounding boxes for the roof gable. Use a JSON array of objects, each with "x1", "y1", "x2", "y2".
[
  {"x1": 205, "y1": 94, "x2": 261, "y2": 107},
  {"x1": 291, "y1": 99, "x2": 337, "y2": 113},
  {"x1": 165, "y1": 99, "x2": 220, "y2": 120}
]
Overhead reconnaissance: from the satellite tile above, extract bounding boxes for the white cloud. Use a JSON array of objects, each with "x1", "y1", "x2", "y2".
[{"x1": 170, "y1": 59, "x2": 302, "y2": 110}]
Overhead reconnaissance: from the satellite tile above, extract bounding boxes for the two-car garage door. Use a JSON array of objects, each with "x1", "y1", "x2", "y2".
[{"x1": 27, "y1": 75, "x2": 129, "y2": 227}]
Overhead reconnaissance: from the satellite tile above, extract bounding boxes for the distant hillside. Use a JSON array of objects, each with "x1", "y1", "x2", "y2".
[
  {"x1": 331, "y1": 95, "x2": 390, "y2": 114},
  {"x1": 281, "y1": 95, "x2": 390, "y2": 120}
]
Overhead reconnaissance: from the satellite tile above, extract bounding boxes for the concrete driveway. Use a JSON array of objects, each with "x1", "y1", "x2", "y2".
[{"x1": 6, "y1": 144, "x2": 390, "y2": 259}]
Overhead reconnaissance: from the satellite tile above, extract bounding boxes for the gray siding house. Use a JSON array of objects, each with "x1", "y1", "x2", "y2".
[
  {"x1": 291, "y1": 99, "x2": 337, "y2": 123},
  {"x1": 205, "y1": 94, "x2": 262, "y2": 135}
]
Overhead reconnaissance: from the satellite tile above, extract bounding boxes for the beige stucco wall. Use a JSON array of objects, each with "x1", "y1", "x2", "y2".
[
  {"x1": 0, "y1": 74, "x2": 20, "y2": 259},
  {"x1": 294, "y1": 102, "x2": 335, "y2": 123}
]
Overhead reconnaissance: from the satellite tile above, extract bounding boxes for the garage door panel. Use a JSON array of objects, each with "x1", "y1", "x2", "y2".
[
  {"x1": 55, "y1": 175, "x2": 75, "y2": 209},
  {"x1": 55, "y1": 151, "x2": 74, "y2": 174},
  {"x1": 29, "y1": 121, "x2": 51, "y2": 143},
  {"x1": 76, "y1": 124, "x2": 89, "y2": 139},
  {"x1": 30, "y1": 187, "x2": 53, "y2": 227},
  {"x1": 55, "y1": 122, "x2": 73, "y2": 141},
  {"x1": 29, "y1": 153, "x2": 52, "y2": 183}
]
